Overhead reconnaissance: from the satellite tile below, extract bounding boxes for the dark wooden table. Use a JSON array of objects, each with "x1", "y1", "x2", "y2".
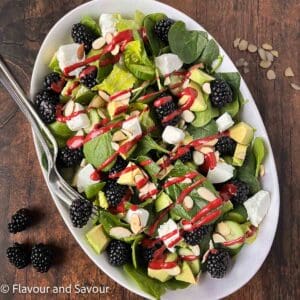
[{"x1": 0, "y1": 0, "x2": 299, "y2": 299}]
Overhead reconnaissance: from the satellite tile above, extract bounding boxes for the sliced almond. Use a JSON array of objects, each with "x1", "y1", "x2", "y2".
[
  {"x1": 266, "y1": 69, "x2": 276, "y2": 80},
  {"x1": 130, "y1": 214, "x2": 142, "y2": 234},
  {"x1": 199, "y1": 146, "x2": 214, "y2": 154},
  {"x1": 111, "y1": 142, "x2": 120, "y2": 151},
  {"x1": 92, "y1": 37, "x2": 106, "y2": 50},
  {"x1": 202, "y1": 82, "x2": 211, "y2": 94},
  {"x1": 98, "y1": 90, "x2": 110, "y2": 102},
  {"x1": 134, "y1": 174, "x2": 145, "y2": 184},
  {"x1": 265, "y1": 51, "x2": 274, "y2": 62},
  {"x1": 130, "y1": 110, "x2": 140, "y2": 117},
  {"x1": 233, "y1": 38, "x2": 241, "y2": 48},
  {"x1": 238, "y1": 39, "x2": 248, "y2": 51},
  {"x1": 64, "y1": 100, "x2": 75, "y2": 117},
  {"x1": 112, "y1": 91, "x2": 131, "y2": 102},
  {"x1": 248, "y1": 44, "x2": 257, "y2": 53},
  {"x1": 284, "y1": 67, "x2": 295, "y2": 77},
  {"x1": 271, "y1": 50, "x2": 279, "y2": 57},
  {"x1": 213, "y1": 233, "x2": 226, "y2": 243},
  {"x1": 182, "y1": 79, "x2": 190, "y2": 89},
  {"x1": 105, "y1": 33, "x2": 113, "y2": 44},
  {"x1": 204, "y1": 138, "x2": 218, "y2": 147},
  {"x1": 235, "y1": 58, "x2": 246, "y2": 67},
  {"x1": 166, "y1": 266, "x2": 181, "y2": 276},
  {"x1": 197, "y1": 187, "x2": 216, "y2": 202},
  {"x1": 80, "y1": 158, "x2": 87, "y2": 167},
  {"x1": 109, "y1": 227, "x2": 132, "y2": 239},
  {"x1": 189, "y1": 245, "x2": 200, "y2": 256},
  {"x1": 182, "y1": 178, "x2": 192, "y2": 184},
  {"x1": 97, "y1": 108, "x2": 107, "y2": 119},
  {"x1": 243, "y1": 61, "x2": 249, "y2": 67},
  {"x1": 291, "y1": 83, "x2": 300, "y2": 91},
  {"x1": 121, "y1": 129, "x2": 133, "y2": 138},
  {"x1": 77, "y1": 44, "x2": 85, "y2": 60},
  {"x1": 259, "y1": 60, "x2": 272, "y2": 69},
  {"x1": 183, "y1": 196, "x2": 194, "y2": 211},
  {"x1": 193, "y1": 151, "x2": 204, "y2": 165},
  {"x1": 164, "y1": 76, "x2": 171, "y2": 86},
  {"x1": 262, "y1": 43, "x2": 273, "y2": 50},
  {"x1": 181, "y1": 110, "x2": 195, "y2": 123},
  {"x1": 216, "y1": 222, "x2": 231, "y2": 236},
  {"x1": 111, "y1": 44, "x2": 120, "y2": 56},
  {"x1": 258, "y1": 48, "x2": 267, "y2": 61},
  {"x1": 243, "y1": 67, "x2": 250, "y2": 74},
  {"x1": 259, "y1": 164, "x2": 265, "y2": 177},
  {"x1": 112, "y1": 130, "x2": 127, "y2": 142},
  {"x1": 88, "y1": 95, "x2": 105, "y2": 108}
]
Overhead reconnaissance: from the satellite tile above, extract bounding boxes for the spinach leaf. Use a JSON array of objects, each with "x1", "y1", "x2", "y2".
[
  {"x1": 163, "y1": 279, "x2": 191, "y2": 290},
  {"x1": 192, "y1": 99, "x2": 219, "y2": 128},
  {"x1": 83, "y1": 132, "x2": 115, "y2": 171},
  {"x1": 131, "y1": 235, "x2": 143, "y2": 268},
  {"x1": 200, "y1": 38, "x2": 219, "y2": 67},
  {"x1": 171, "y1": 204, "x2": 191, "y2": 220},
  {"x1": 143, "y1": 13, "x2": 167, "y2": 56},
  {"x1": 168, "y1": 160, "x2": 194, "y2": 177},
  {"x1": 168, "y1": 21, "x2": 208, "y2": 64},
  {"x1": 187, "y1": 120, "x2": 218, "y2": 139},
  {"x1": 99, "y1": 211, "x2": 129, "y2": 234},
  {"x1": 80, "y1": 16, "x2": 101, "y2": 37},
  {"x1": 253, "y1": 137, "x2": 267, "y2": 177},
  {"x1": 136, "y1": 156, "x2": 161, "y2": 182},
  {"x1": 133, "y1": 135, "x2": 169, "y2": 156},
  {"x1": 220, "y1": 98, "x2": 240, "y2": 117},
  {"x1": 216, "y1": 72, "x2": 241, "y2": 92},
  {"x1": 165, "y1": 184, "x2": 182, "y2": 202}
]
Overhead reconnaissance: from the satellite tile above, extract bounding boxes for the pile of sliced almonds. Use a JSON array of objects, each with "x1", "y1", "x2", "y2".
[{"x1": 233, "y1": 38, "x2": 299, "y2": 90}]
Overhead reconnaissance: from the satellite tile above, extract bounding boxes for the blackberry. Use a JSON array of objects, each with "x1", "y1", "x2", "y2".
[
  {"x1": 7, "y1": 243, "x2": 30, "y2": 269},
  {"x1": 69, "y1": 199, "x2": 93, "y2": 228},
  {"x1": 141, "y1": 242, "x2": 161, "y2": 265},
  {"x1": 8, "y1": 208, "x2": 31, "y2": 233},
  {"x1": 215, "y1": 136, "x2": 237, "y2": 156},
  {"x1": 57, "y1": 147, "x2": 83, "y2": 168},
  {"x1": 155, "y1": 93, "x2": 180, "y2": 126},
  {"x1": 179, "y1": 149, "x2": 192, "y2": 163},
  {"x1": 34, "y1": 90, "x2": 59, "y2": 107},
  {"x1": 79, "y1": 66, "x2": 98, "y2": 89},
  {"x1": 31, "y1": 243, "x2": 53, "y2": 273},
  {"x1": 108, "y1": 156, "x2": 127, "y2": 177},
  {"x1": 183, "y1": 225, "x2": 210, "y2": 245},
  {"x1": 154, "y1": 18, "x2": 175, "y2": 42},
  {"x1": 104, "y1": 180, "x2": 128, "y2": 207},
  {"x1": 44, "y1": 72, "x2": 65, "y2": 93},
  {"x1": 37, "y1": 100, "x2": 57, "y2": 124},
  {"x1": 206, "y1": 249, "x2": 230, "y2": 278},
  {"x1": 229, "y1": 179, "x2": 250, "y2": 204},
  {"x1": 71, "y1": 23, "x2": 96, "y2": 53},
  {"x1": 106, "y1": 240, "x2": 131, "y2": 266},
  {"x1": 210, "y1": 79, "x2": 233, "y2": 108}
]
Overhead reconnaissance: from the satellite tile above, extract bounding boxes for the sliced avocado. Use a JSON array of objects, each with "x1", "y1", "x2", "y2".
[
  {"x1": 216, "y1": 220, "x2": 245, "y2": 249},
  {"x1": 86, "y1": 224, "x2": 110, "y2": 254},
  {"x1": 147, "y1": 268, "x2": 172, "y2": 282},
  {"x1": 175, "y1": 261, "x2": 196, "y2": 284},
  {"x1": 165, "y1": 252, "x2": 178, "y2": 262},
  {"x1": 155, "y1": 192, "x2": 173, "y2": 212},
  {"x1": 189, "y1": 68, "x2": 215, "y2": 85},
  {"x1": 119, "y1": 143, "x2": 137, "y2": 160},
  {"x1": 98, "y1": 191, "x2": 108, "y2": 209},
  {"x1": 179, "y1": 82, "x2": 207, "y2": 112},
  {"x1": 233, "y1": 144, "x2": 248, "y2": 166},
  {"x1": 188, "y1": 259, "x2": 200, "y2": 275},
  {"x1": 107, "y1": 99, "x2": 129, "y2": 119},
  {"x1": 75, "y1": 85, "x2": 95, "y2": 105},
  {"x1": 84, "y1": 182, "x2": 105, "y2": 199},
  {"x1": 223, "y1": 205, "x2": 248, "y2": 223},
  {"x1": 241, "y1": 222, "x2": 258, "y2": 244},
  {"x1": 48, "y1": 121, "x2": 73, "y2": 139},
  {"x1": 84, "y1": 108, "x2": 101, "y2": 134},
  {"x1": 60, "y1": 79, "x2": 80, "y2": 103},
  {"x1": 229, "y1": 122, "x2": 254, "y2": 145},
  {"x1": 117, "y1": 163, "x2": 142, "y2": 186}
]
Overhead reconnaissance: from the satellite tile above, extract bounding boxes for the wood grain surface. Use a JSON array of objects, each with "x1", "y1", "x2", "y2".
[{"x1": 0, "y1": 0, "x2": 299, "y2": 299}]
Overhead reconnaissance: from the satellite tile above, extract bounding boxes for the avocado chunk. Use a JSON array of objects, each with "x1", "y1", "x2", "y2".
[
  {"x1": 178, "y1": 248, "x2": 200, "y2": 275},
  {"x1": 117, "y1": 163, "x2": 142, "y2": 186},
  {"x1": 75, "y1": 85, "x2": 95, "y2": 105},
  {"x1": 189, "y1": 68, "x2": 215, "y2": 85},
  {"x1": 148, "y1": 268, "x2": 172, "y2": 282},
  {"x1": 224, "y1": 205, "x2": 248, "y2": 223},
  {"x1": 229, "y1": 122, "x2": 254, "y2": 145},
  {"x1": 61, "y1": 79, "x2": 80, "y2": 102},
  {"x1": 84, "y1": 108, "x2": 101, "y2": 134},
  {"x1": 98, "y1": 191, "x2": 108, "y2": 209},
  {"x1": 84, "y1": 182, "x2": 105, "y2": 199},
  {"x1": 233, "y1": 144, "x2": 248, "y2": 166},
  {"x1": 175, "y1": 261, "x2": 196, "y2": 284},
  {"x1": 155, "y1": 192, "x2": 173, "y2": 212},
  {"x1": 215, "y1": 220, "x2": 245, "y2": 249},
  {"x1": 165, "y1": 252, "x2": 178, "y2": 262},
  {"x1": 179, "y1": 82, "x2": 207, "y2": 112},
  {"x1": 48, "y1": 121, "x2": 73, "y2": 139},
  {"x1": 86, "y1": 224, "x2": 110, "y2": 254},
  {"x1": 241, "y1": 222, "x2": 258, "y2": 244},
  {"x1": 107, "y1": 99, "x2": 129, "y2": 119}
]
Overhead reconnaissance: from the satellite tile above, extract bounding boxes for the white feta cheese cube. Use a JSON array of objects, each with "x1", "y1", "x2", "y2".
[
  {"x1": 76, "y1": 164, "x2": 100, "y2": 193},
  {"x1": 57, "y1": 43, "x2": 85, "y2": 77},
  {"x1": 158, "y1": 219, "x2": 180, "y2": 252},
  {"x1": 162, "y1": 126, "x2": 185, "y2": 145},
  {"x1": 122, "y1": 117, "x2": 142, "y2": 138},
  {"x1": 99, "y1": 14, "x2": 117, "y2": 37},
  {"x1": 207, "y1": 161, "x2": 235, "y2": 183},
  {"x1": 216, "y1": 112, "x2": 234, "y2": 132},
  {"x1": 155, "y1": 54, "x2": 183, "y2": 76},
  {"x1": 244, "y1": 190, "x2": 271, "y2": 227},
  {"x1": 125, "y1": 208, "x2": 149, "y2": 228}
]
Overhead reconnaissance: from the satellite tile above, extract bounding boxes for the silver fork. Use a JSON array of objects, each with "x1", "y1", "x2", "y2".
[{"x1": 0, "y1": 57, "x2": 98, "y2": 215}]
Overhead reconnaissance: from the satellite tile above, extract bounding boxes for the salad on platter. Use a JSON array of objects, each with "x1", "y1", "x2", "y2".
[{"x1": 34, "y1": 10, "x2": 270, "y2": 299}]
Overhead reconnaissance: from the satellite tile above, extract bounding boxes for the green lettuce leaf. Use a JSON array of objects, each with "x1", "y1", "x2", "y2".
[{"x1": 80, "y1": 16, "x2": 101, "y2": 36}]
